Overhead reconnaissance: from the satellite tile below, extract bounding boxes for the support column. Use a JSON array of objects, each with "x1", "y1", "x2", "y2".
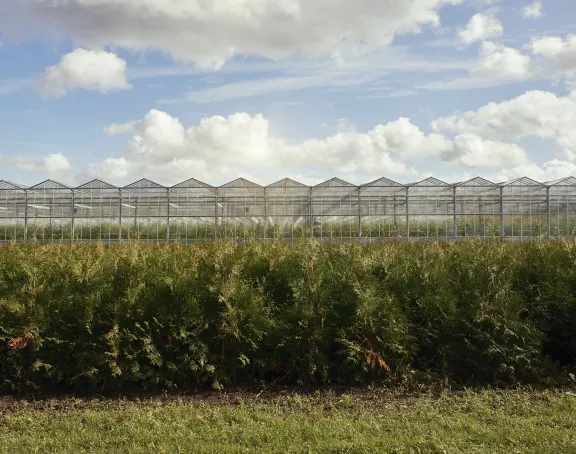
[
  {"x1": 166, "y1": 188, "x2": 170, "y2": 242},
  {"x1": 500, "y1": 187, "x2": 504, "y2": 240},
  {"x1": 357, "y1": 187, "x2": 362, "y2": 239},
  {"x1": 546, "y1": 187, "x2": 551, "y2": 240},
  {"x1": 453, "y1": 186, "x2": 457, "y2": 241},
  {"x1": 309, "y1": 187, "x2": 313, "y2": 237},
  {"x1": 405, "y1": 186, "x2": 410, "y2": 240},
  {"x1": 71, "y1": 189, "x2": 75, "y2": 242},
  {"x1": 118, "y1": 189, "x2": 122, "y2": 242},
  {"x1": 24, "y1": 190, "x2": 28, "y2": 242},
  {"x1": 214, "y1": 189, "x2": 218, "y2": 240},
  {"x1": 263, "y1": 187, "x2": 267, "y2": 240}
]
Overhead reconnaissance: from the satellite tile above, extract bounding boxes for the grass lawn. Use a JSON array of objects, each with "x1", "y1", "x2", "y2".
[{"x1": 0, "y1": 389, "x2": 575, "y2": 453}]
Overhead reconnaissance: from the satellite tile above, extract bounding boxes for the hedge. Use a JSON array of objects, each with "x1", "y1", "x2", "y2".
[{"x1": 1, "y1": 239, "x2": 575, "y2": 393}]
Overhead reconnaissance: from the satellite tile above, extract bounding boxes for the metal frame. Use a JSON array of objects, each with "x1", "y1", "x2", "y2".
[
  {"x1": 454, "y1": 177, "x2": 501, "y2": 240},
  {"x1": 360, "y1": 177, "x2": 406, "y2": 241},
  {"x1": 406, "y1": 177, "x2": 454, "y2": 242},
  {"x1": 312, "y1": 178, "x2": 359, "y2": 241},
  {"x1": 545, "y1": 177, "x2": 576, "y2": 239},
  {"x1": 500, "y1": 177, "x2": 548, "y2": 242},
  {"x1": 1, "y1": 175, "x2": 575, "y2": 243}
]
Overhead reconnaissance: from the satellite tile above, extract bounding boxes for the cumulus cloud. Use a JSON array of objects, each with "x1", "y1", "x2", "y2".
[
  {"x1": 530, "y1": 35, "x2": 576, "y2": 80},
  {"x1": 1, "y1": 106, "x2": 560, "y2": 186},
  {"x1": 82, "y1": 109, "x2": 537, "y2": 185},
  {"x1": 2, "y1": 153, "x2": 75, "y2": 185},
  {"x1": 99, "y1": 110, "x2": 421, "y2": 182},
  {"x1": 443, "y1": 134, "x2": 528, "y2": 167},
  {"x1": 458, "y1": 11, "x2": 503, "y2": 45},
  {"x1": 494, "y1": 159, "x2": 576, "y2": 183},
  {"x1": 457, "y1": 135, "x2": 528, "y2": 167},
  {"x1": 523, "y1": 1, "x2": 542, "y2": 19},
  {"x1": 432, "y1": 89, "x2": 576, "y2": 160},
  {"x1": 3, "y1": 0, "x2": 461, "y2": 69},
  {"x1": 531, "y1": 35, "x2": 576, "y2": 70},
  {"x1": 475, "y1": 41, "x2": 531, "y2": 79},
  {"x1": 37, "y1": 49, "x2": 131, "y2": 98}
]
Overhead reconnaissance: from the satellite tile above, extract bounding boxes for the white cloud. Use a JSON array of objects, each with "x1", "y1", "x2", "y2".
[
  {"x1": 82, "y1": 110, "x2": 538, "y2": 185},
  {"x1": 4, "y1": 0, "x2": 462, "y2": 69},
  {"x1": 494, "y1": 159, "x2": 576, "y2": 182},
  {"x1": 159, "y1": 48, "x2": 472, "y2": 104},
  {"x1": 37, "y1": 49, "x2": 132, "y2": 98},
  {"x1": 2, "y1": 153, "x2": 75, "y2": 184},
  {"x1": 530, "y1": 34, "x2": 576, "y2": 73},
  {"x1": 2, "y1": 105, "x2": 558, "y2": 186},
  {"x1": 530, "y1": 35, "x2": 576, "y2": 88},
  {"x1": 82, "y1": 158, "x2": 134, "y2": 183},
  {"x1": 368, "y1": 117, "x2": 452, "y2": 159},
  {"x1": 99, "y1": 110, "x2": 427, "y2": 183},
  {"x1": 415, "y1": 42, "x2": 531, "y2": 93},
  {"x1": 523, "y1": 1, "x2": 542, "y2": 19},
  {"x1": 104, "y1": 122, "x2": 137, "y2": 136},
  {"x1": 475, "y1": 41, "x2": 531, "y2": 79},
  {"x1": 458, "y1": 11, "x2": 503, "y2": 45},
  {"x1": 444, "y1": 133, "x2": 528, "y2": 167},
  {"x1": 432, "y1": 89, "x2": 576, "y2": 160}
]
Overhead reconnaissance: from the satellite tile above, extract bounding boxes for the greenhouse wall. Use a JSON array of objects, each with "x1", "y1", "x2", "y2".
[{"x1": 1, "y1": 175, "x2": 575, "y2": 244}]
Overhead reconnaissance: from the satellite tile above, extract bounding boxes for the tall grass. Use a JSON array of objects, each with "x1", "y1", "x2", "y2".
[{"x1": 1, "y1": 239, "x2": 575, "y2": 393}]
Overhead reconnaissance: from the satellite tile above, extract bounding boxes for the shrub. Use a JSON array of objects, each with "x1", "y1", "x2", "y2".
[{"x1": 0, "y1": 239, "x2": 575, "y2": 393}]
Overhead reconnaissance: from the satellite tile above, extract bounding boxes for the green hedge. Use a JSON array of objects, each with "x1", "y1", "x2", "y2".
[{"x1": 1, "y1": 240, "x2": 575, "y2": 393}]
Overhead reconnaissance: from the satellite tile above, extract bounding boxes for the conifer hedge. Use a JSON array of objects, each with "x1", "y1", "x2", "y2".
[{"x1": 1, "y1": 240, "x2": 575, "y2": 393}]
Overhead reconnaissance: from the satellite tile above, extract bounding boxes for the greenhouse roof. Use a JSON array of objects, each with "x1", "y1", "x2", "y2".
[
  {"x1": 77, "y1": 179, "x2": 118, "y2": 190},
  {"x1": 29, "y1": 180, "x2": 71, "y2": 190},
  {"x1": 220, "y1": 178, "x2": 262, "y2": 188},
  {"x1": 454, "y1": 177, "x2": 498, "y2": 187},
  {"x1": 544, "y1": 176, "x2": 576, "y2": 187},
  {"x1": 500, "y1": 177, "x2": 545, "y2": 187},
  {"x1": 171, "y1": 178, "x2": 214, "y2": 189},
  {"x1": 267, "y1": 178, "x2": 308, "y2": 188},
  {"x1": 362, "y1": 177, "x2": 404, "y2": 187},
  {"x1": 408, "y1": 177, "x2": 450, "y2": 187},
  {"x1": 0, "y1": 180, "x2": 26, "y2": 190},
  {"x1": 315, "y1": 177, "x2": 355, "y2": 188},
  {"x1": 123, "y1": 178, "x2": 164, "y2": 189}
]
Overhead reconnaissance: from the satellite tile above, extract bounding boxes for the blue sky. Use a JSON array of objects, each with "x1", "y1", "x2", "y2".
[{"x1": 1, "y1": 0, "x2": 575, "y2": 187}]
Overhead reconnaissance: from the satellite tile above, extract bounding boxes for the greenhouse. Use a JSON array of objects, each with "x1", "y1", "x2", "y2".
[{"x1": 1, "y1": 175, "x2": 575, "y2": 243}]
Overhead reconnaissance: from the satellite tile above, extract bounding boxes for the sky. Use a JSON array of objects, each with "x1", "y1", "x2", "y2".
[{"x1": 0, "y1": 0, "x2": 575, "y2": 187}]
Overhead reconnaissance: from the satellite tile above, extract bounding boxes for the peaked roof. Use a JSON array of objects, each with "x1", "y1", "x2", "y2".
[
  {"x1": 77, "y1": 179, "x2": 118, "y2": 190},
  {"x1": 171, "y1": 178, "x2": 213, "y2": 189},
  {"x1": 545, "y1": 176, "x2": 576, "y2": 187},
  {"x1": 220, "y1": 178, "x2": 262, "y2": 188},
  {"x1": 408, "y1": 177, "x2": 450, "y2": 187},
  {"x1": 267, "y1": 178, "x2": 308, "y2": 188},
  {"x1": 29, "y1": 180, "x2": 71, "y2": 190},
  {"x1": 315, "y1": 177, "x2": 355, "y2": 188},
  {"x1": 0, "y1": 180, "x2": 26, "y2": 190},
  {"x1": 362, "y1": 177, "x2": 404, "y2": 187},
  {"x1": 454, "y1": 177, "x2": 498, "y2": 187},
  {"x1": 500, "y1": 176, "x2": 544, "y2": 187},
  {"x1": 123, "y1": 178, "x2": 164, "y2": 189}
]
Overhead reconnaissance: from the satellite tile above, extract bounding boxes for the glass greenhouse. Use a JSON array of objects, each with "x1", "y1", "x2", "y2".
[{"x1": 1, "y1": 175, "x2": 575, "y2": 243}]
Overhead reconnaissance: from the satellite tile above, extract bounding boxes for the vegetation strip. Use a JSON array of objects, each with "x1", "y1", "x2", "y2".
[
  {"x1": 0, "y1": 390, "x2": 575, "y2": 453},
  {"x1": 1, "y1": 240, "x2": 576, "y2": 393}
]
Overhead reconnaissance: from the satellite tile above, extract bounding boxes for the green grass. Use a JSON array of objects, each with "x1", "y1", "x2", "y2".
[{"x1": 1, "y1": 390, "x2": 575, "y2": 453}]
